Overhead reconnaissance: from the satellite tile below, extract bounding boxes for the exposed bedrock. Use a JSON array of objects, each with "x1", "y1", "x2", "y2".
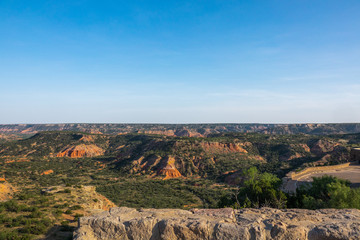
[{"x1": 74, "y1": 207, "x2": 360, "y2": 240}]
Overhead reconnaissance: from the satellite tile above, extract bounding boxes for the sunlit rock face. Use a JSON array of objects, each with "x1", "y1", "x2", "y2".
[
  {"x1": 157, "y1": 156, "x2": 182, "y2": 179},
  {"x1": 200, "y1": 142, "x2": 248, "y2": 153},
  {"x1": 74, "y1": 207, "x2": 360, "y2": 240},
  {"x1": 57, "y1": 144, "x2": 105, "y2": 158}
]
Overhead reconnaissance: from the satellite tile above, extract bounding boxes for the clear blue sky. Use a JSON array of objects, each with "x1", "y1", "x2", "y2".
[{"x1": 0, "y1": 0, "x2": 359, "y2": 123}]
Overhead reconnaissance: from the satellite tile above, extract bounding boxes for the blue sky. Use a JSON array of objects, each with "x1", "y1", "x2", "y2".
[{"x1": 0, "y1": 0, "x2": 359, "y2": 123}]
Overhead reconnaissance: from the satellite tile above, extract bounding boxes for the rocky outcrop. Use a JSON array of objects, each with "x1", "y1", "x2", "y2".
[
  {"x1": 138, "y1": 128, "x2": 204, "y2": 137},
  {"x1": 200, "y1": 142, "x2": 248, "y2": 153},
  {"x1": 71, "y1": 186, "x2": 116, "y2": 211},
  {"x1": 174, "y1": 128, "x2": 203, "y2": 137},
  {"x1": 40, "y1": 169, "x2": 54, "y2": 175},
  {"x1": 138, "y1": 130, "x2": 176, "y2": 136},
  {"x1": 74, "y1": 207, "x2": 360, "y2": 240},
  {"x1": 42, "y1": 185, "x2": 116, "y2": 212},
  {"x1": 157, "y1": 156, "x2": 182, "y2": 179},
  {"x1": 129, "y1": 155, "x2": 182, "y2": 179},
  {"x1": 57, "y1": 144, "x2": 105, "y2": 158},
  {"x1": 0, "y1": 182, "x2": 16, "y2": 201}
]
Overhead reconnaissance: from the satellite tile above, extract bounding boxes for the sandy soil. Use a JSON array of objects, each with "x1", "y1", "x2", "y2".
[{"x1": 284, "y1": 164, "x2": 360, "y2": 192}]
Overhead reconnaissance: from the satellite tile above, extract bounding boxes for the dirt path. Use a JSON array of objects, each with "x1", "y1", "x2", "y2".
[{"x1": 283, "y1": 164, "x2": 360, "y2": 193}]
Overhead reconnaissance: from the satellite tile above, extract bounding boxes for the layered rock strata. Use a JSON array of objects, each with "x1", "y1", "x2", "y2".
[
  {"x1": 200, "y1": 142, "x2": 248, "y2": 153},
  {"x1": 157, "y1": 156, "x2": 182, "y2": 179},
  {"x1": 57, "y1": 144, "x2": 105, "y2": 158},
  {"x1": 74, "y1": 207, "x2": 360, "y2": 240}
]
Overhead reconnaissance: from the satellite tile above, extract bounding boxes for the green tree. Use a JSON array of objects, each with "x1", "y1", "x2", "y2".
[
  {"x1": 219, "y1": 167, "x2": 287, "y2": 208},
  {"x1": 294, "y1": 175, "x2": 360, "y2": 209}
]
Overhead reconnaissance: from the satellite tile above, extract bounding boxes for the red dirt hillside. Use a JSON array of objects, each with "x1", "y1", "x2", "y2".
[
  {"x1": 57, "y1": 144, "x2": 105, "y2": 158},
  {"x1": 157, "y1": 156, "x2": 182, "y2": 179},
  {"x1": 40, "y1": 170, "x2": 54, "y2": 175},
  {"x1": 0, "y1": 182, "x2": 16, "y2": 201},
  {"x1": 200, "y1": 142, "x2": 248, "y2": 153}
]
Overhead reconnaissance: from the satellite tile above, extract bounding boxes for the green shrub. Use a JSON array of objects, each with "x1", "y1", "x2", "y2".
[
  {"x1": 64, "y1": 209, "x2": 72, "y2": 214},
  {"x1": 291, "y1": 175, "x2": 360, "y2": 209},
  {"x1": 0, "y1": 230, "x2": 32, "y2": 240},
  {"x1": 61, "y1": 220, "x2": 69, "y2": 226},
  {"x1": 52, "y1": 209, "x2": 62, "y2": 217},
  {"x1": 74, "y1": 213, "x2": 84, "y2": 221},
  {"x1": 63, "y1": 189, "x2": 71, "y2": 194},
  {"x1": 3, "y1": 200, "x2": 26, "y2": 213},
  {"x1": 19, "y1": 223, "x2": 48, "y2": 235},
  {"x1": 28, "y1": 210, "x2": 43, "y2": 218},
  {"x1": 69, "y1": 205, "x2": 82, "y2": 210}
]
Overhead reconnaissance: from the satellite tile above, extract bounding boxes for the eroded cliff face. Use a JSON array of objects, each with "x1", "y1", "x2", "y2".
[
  {"x1": 157, "y1": 156, "x2": 182, "y2": 179},
  {"x1": 57, "y1": 144, "x2": 105, "y2": 158},
  {"x1": 74, "y1": 207, "x2": 360, "y2": 240},
  {"x1": 40, "y1": 169, "x2": 54, "y2": 175},
  {"x1": 130, "y1": 155, "x2": 182, "y2": 179},
  {"x1": 200, "y1": 142, "x2": 249, "y2": 153},
  {"x1": 137, "y1": 128, "x2": 204, "y2": 137},
  {"x1": 0, "y1": 182, "x2": 16, "y2": 201}
]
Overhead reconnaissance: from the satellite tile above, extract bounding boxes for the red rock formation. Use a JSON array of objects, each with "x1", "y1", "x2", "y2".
[
  {"x1": 200, "y1": 142, "x2": 248, "y2": 153},
  {"x1": 0, "y1": 182, "x2": 16, "y2": 201},
  {"x1": 157, "y1": 156, "x2": 182, "y2": 179},
  {"x1": 40, "y1": 170, "x2": 54, "y2": 175},
  {"x1": 299, "y1": 144, "x2": 311, "y2": 152},
  {"x1": 57, "y1": 144, "x2": 105, "y2": 158}
]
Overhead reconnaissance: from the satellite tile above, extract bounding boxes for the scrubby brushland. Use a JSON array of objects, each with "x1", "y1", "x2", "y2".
[
  {"x1": 218, "y1": 167, "x2": 360, "y2": 209},
  {"x1": 0, "y1": 129, "x2": 359, "y2": 239}
]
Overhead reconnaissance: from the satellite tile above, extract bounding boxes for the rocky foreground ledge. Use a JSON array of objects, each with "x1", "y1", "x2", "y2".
[{"x1": 74, "y1": 207, "x2": 360, "y2": 240}]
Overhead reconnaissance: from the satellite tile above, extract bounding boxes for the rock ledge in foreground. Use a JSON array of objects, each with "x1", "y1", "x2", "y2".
[{"x1": 74, "y1": 207, "x2": 360, "y2": 240}]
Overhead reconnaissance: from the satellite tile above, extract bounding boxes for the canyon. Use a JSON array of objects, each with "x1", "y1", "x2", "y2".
[{"x1": 0, "y1": 129, "x2": 359, "y2": 239}]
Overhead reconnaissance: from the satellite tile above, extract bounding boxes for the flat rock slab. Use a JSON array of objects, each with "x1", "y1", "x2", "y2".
[{"x1": 74, "y1": 207, "x2": 360, "y2": 240}]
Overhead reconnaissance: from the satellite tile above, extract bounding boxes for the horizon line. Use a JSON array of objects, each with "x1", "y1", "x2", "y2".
[{"x1": 1, "y1": 122, "x2": 360, "y2": 125}]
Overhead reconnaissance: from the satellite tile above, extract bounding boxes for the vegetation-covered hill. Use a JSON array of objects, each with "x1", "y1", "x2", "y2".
[
  {"x1": 0, "y1": 130, "x2": 359, "y2": 239},
  {"x1": 0, "y1": 131, "x2": 354, "y2": 181}
]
